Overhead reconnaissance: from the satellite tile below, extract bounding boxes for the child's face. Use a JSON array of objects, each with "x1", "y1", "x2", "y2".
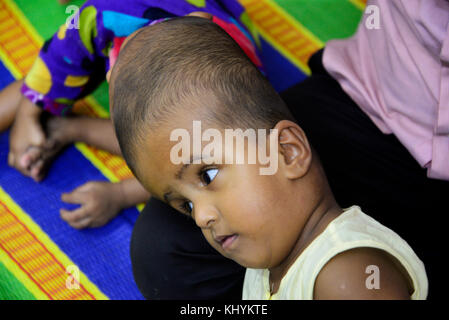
[{"x1": 133, "y1": 108, "x2": 317, "y2": 269}]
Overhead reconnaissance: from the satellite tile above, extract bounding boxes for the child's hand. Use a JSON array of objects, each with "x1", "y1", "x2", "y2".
[
  {"x1": 60, "y1": 181, "x2": 126, "y2": 229},
  {"x1": 8, "y1": 98, "x2": 46, "y2": 181}
]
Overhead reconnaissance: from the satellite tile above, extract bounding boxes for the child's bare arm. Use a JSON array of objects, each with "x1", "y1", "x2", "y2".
[
  {"x1": 118, "y1": 177, "x2": 151, "y2": 209},
  {"x1": 60, "y1": 178, "x2": 150, "y2": 229},
  {"x1": 313, "y1": 247, "x2": 412, "y2": 300}
]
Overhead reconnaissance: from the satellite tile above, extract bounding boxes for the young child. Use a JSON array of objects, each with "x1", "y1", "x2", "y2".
[
  {"x1": 3, "y1": 0, "x2": 258, "y2": 229},
  {"x1": 110, "y1": 16, "x2": 428, "y2": 299}
]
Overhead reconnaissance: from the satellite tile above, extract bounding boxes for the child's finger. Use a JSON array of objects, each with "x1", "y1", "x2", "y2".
[
  {"x1": 63, "y1": 212, "x2": 92, "y2": 230},
  {"x1": 61, "y1": 189, "x2": 88, "y2": 204},
  {"x1": 60, "y1": 207, "x2": 89, "y2": 223},
  {"x1": 75, "y1": 182, "x2": 97, "y2": 192},
  {"x1": 70, "y1": 218, "x2": 92, "y2": 230}
]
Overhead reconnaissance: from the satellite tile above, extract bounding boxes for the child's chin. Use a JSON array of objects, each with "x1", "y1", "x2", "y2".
[{"x1": 232, "y1": 255, "x2": 266, "y2": 269}]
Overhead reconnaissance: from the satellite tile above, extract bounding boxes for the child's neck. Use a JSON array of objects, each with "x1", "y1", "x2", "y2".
[{"x1": 268, "y1": 196, "x2": 342, "y2": 296}]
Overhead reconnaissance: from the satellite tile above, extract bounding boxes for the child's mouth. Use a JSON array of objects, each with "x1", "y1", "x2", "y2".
[{"x1": 214, "y1": 234, "x2": 238, "y2": 250}]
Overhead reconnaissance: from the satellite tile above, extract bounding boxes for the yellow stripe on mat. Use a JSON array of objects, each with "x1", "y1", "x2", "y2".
[
  {"x1": 0, "y1": 0, "x2": 42, "y2": 78},
  {"x1": 238, "y1": 0, "x2": 324, "y2": 75},
  {"x1": 75, "y1": 143, "x2": 134, "y2": 183},
  {"x1": 0, "y1": 187, "x2": 108, "y2": 300}
]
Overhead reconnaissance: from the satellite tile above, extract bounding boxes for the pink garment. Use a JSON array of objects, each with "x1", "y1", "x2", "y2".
[{"x1": 323, "y1": 0, "x2": 449, "y2": 180}]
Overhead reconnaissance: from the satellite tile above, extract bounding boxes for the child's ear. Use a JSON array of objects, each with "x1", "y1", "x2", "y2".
[{"x1": 275, "y1": 120, "x2": 312, "y2": 180}]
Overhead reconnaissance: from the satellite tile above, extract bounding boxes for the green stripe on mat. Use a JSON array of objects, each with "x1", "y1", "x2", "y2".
[
  {"x1": 274, "y1": 0, "x2": 363, "y2": 42},
  {"x1": 0, "y1": 261, "x2": 36, "y2": 300},
  {"x1": 92, "y1": 80, "x2": 110, "y2": 113},
  {"x1": 13, "y1": 0, "x2": 110, "y2": 112},
  {"x1": 13, "y1": 0, "x2": 85, "y2": 40}
]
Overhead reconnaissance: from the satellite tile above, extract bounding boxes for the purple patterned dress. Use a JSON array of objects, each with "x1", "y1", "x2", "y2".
[{"x1": 21, "y1": 0, "x2": 261, "y2": 115}]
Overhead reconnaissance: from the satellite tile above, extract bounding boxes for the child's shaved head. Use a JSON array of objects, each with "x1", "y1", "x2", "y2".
[
  {"x1": 110, "y1": 16, "x2": 343, "y2": 274},
  {"x1": 110, "y1": 16, "x2": 295, "y2": 175}
]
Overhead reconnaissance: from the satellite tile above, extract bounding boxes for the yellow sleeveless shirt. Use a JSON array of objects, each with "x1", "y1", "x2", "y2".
[{"x1": 242, "y1": 206, "x2": 428, "y2": 300}]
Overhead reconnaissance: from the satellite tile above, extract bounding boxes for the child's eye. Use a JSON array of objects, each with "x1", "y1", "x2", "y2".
[
  {"x1": 180, "y1": 200, "x2": 193, "y2": 215},
  {"x1": 201, "y1": 168, "x2": 219, "y2": 185}
]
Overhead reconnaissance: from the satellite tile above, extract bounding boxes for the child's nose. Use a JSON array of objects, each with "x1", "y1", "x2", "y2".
[{"x1": 194, "y1": 203, "x2": 219, "y2": 229}]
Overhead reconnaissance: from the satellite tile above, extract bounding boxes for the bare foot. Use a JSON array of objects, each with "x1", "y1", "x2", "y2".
[
  {"x1": 17, "y1": 146, "x2": 50, "y2": 182},
  {"x1": 21, "y1": 115, "x2": 74, "y2": 181}
]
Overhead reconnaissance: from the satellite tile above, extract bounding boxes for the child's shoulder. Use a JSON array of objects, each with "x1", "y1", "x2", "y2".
[{"x1": 313, "y1": 247, "x2": 413, "y2": 300}]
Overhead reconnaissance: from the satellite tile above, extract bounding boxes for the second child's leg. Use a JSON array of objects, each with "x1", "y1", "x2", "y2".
[
  {"x1": 0, "y1": 80, "x2": 23, "y2": 132},
  {"x1": 45, "y1": 115, "x2": 121, "y2": 156},
  {"x1": 29, "y1": 116, "x2": 122, "y2": 180}
]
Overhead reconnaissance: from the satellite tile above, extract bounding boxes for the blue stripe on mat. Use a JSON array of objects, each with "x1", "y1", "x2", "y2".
[
  {"x1": 0, "y1": 62, "x2": 15, "y2": 91},
  {"x1": 259, "y1": 37, "x2": 308, "y2": 93}
]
